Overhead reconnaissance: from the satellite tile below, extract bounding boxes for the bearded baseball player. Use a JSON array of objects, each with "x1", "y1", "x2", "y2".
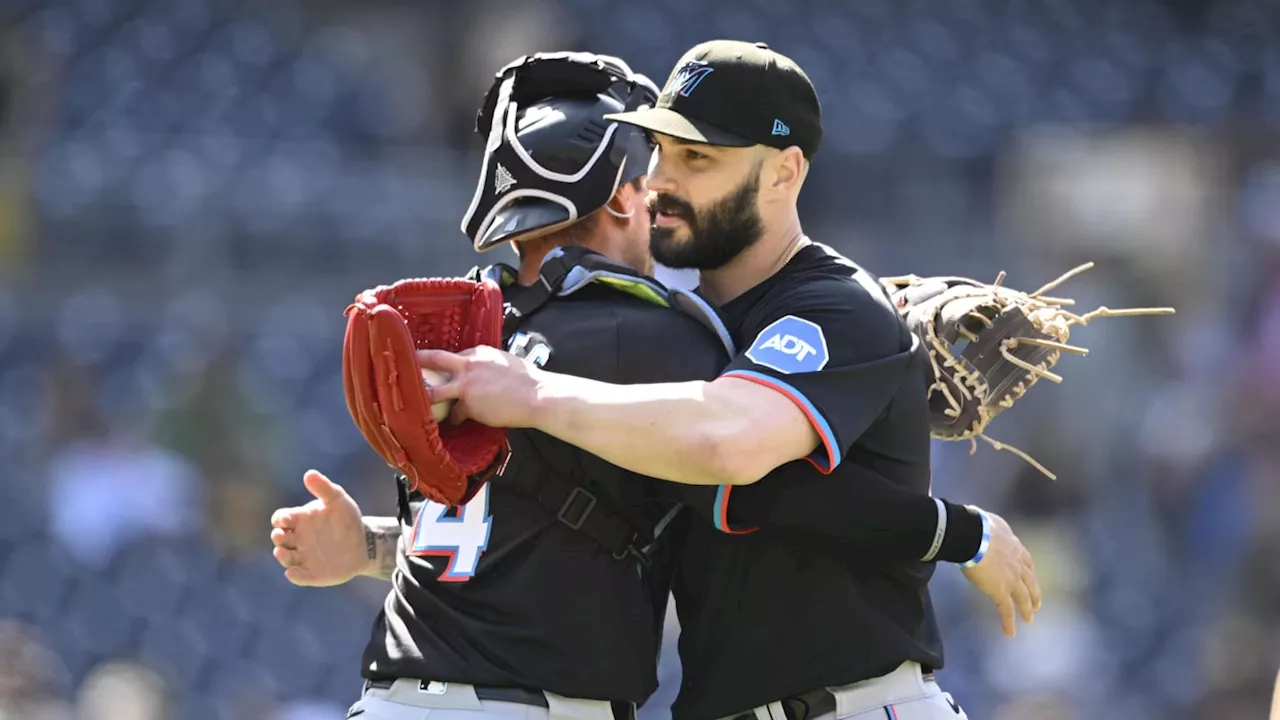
[
  {"x1": 417, "y1": 41, "x2": 1049, "y2": 720},
  {"x1": 270, "y1": 48, "x2": 1050, "y2": 720}
]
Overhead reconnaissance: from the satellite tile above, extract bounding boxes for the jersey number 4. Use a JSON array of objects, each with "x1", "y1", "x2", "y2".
[{"x1": 407, "y1": 484, "x2": 493, "y2": 582}]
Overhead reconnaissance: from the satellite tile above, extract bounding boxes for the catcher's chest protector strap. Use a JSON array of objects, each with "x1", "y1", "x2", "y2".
[
  {"x1": 475, "y1": 248, "x2": 736, "y2": 565},
  {"x1": 497, "y1": 246, "x2": 737, "y2": 358}
]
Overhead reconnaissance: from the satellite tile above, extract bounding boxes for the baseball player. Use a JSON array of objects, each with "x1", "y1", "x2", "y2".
[
  {"x1": 272, "y1": 51, "x2": 1037, "y2": 720},
  {"x1": 275, "y1": 54, "x2": 714, "y2": 720},
  {"x1": 420, "y1": 41, "x2": 1040, "y2": 720}
]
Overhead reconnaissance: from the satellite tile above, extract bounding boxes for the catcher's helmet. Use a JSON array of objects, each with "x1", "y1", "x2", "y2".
[{"x1": 461, "y1": 52, "x2": 659, "y2": 252}]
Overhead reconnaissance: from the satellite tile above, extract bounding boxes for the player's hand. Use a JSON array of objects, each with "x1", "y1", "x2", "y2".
[
  {"x1": 417, "y1": 345, "x2": 542, "y2": 428},
  {"x1": 269, "y1": 470, "x2": 369, "y2": 587},
  {"x1": 1269, "y1": 667, "x2": 1280, "y2": 720},
  {"x1": 959, "y1": 510, "x2": 1041, "y2": 638}
]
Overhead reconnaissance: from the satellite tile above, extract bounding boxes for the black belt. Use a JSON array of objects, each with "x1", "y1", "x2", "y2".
[
  {"x1": 729, "y1": 672, "x2": 937, "y2": 720},
  {"x1": 363, "y1": 679, "x2": 635, "y2": 720},
  {"x1": 729, "y1": 688, "x2": 835, "y2": 720}
]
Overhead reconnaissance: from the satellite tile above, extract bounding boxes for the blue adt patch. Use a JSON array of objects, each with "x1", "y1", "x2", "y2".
[{"x1": 744, "y1": 315, "x2": 829, "y2": 374}]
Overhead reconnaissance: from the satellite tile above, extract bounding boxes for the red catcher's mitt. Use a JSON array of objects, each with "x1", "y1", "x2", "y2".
[{"x1": 343, "y1": 278, "x2": 509, "y2": 505}]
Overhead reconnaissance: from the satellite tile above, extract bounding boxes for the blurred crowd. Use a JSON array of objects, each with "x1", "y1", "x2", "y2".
[{"x1": 1, "y1": 0, "x2": 1279, "y2": 718}]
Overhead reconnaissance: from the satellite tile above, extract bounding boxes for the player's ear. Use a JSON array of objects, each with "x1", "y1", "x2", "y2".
[
  {"x1": 603, "y1": 177, "x2": 641, "y2": 221},
  {"x1": 762, "y1": 144, "x2": 803, "y2": 196}
]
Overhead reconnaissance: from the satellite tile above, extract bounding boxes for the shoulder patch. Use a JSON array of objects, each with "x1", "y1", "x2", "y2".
[{"x1": 743, "y1": 315, "x2": 829, "y2": 374}]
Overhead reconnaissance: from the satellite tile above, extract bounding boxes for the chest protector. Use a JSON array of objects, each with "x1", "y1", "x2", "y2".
[{"x1": 462, "y1": 247, "x2": 736, "y2": 567}]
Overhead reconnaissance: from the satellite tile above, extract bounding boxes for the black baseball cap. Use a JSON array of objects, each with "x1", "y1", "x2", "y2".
[{"x1": 604, "y1": 40, "x2": 822, "y2": 159}]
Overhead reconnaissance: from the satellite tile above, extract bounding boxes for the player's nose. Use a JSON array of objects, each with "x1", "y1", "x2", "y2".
[{"x1": 644, "y1": 151, "x2": 677, "y2": 196}]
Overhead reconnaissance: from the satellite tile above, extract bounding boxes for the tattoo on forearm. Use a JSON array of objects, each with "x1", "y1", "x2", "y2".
[{"x1": 361, "y1": 517, "x2": 402, "y2": 581}]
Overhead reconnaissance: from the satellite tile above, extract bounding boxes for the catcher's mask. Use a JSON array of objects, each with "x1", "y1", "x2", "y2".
[{"x1": 461, "y1": 52, "x2": 659, "y2": 253}]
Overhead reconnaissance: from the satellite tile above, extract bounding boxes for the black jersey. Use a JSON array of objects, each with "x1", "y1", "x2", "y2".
[
  {"x1": 359, "y1": 279, "x2": 728, "y2": 703},
  {"x1": 669, "y1": 242, "x2": 944, "y2": 720}
]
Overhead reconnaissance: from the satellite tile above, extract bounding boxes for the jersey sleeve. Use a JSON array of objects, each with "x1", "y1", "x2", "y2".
[
  {"x1": 712, "y1": 466, "x2": 985, "y2": 563},
  {"x1": 719, "y1": 274, "x2": 917, "y2": 474}
]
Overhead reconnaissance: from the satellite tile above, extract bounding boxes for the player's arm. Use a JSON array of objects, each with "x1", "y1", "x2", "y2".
[
  {"x1": 528, "y1": 280, "x2": 908, "y2": 486},
  {"x1": 527, "y1": 373, "x2": 809, "y2": 486},
  {"x1": 702, "y1": 472, "x2": 987, "y2": 561},
  {"x1": 271, "y1": 470, "x2": 401, "y2": 586},
  {"x1": 655, "y1": 451, "x2": 986, "y2": 565},
  {"x1": 360, "y1": 516, "x2": 401, "y2": 581}
]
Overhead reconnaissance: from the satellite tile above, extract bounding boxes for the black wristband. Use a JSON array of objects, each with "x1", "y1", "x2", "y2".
[{"x1": 933, "y1": 501, "x2": 984, "y2": 564}]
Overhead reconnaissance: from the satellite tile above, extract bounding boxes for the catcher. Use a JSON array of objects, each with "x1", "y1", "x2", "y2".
[
  {"x1": 270, "y1": 50, "x2": 1044, "y2": 720},
  {"x1": 416, "y1": 41, "x2": 1172, "y2": 720}
]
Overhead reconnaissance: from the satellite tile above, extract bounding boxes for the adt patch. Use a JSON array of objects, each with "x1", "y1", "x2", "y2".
[{"x1": 744, "y1": 316, "x2": 829, "y2": 374}]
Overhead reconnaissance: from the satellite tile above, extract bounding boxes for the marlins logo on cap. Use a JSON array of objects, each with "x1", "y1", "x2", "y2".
[
  {"x1": 606, "y1": 40, "x2": 824, "y2": 159},
  {"x1": 662, "y1": 60, "x2": 715, "y2": 101}
]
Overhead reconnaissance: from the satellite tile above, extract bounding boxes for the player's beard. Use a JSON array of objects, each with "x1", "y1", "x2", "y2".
[{"x1": 647, "y1": 165, "x2": 763, "y2": 271}]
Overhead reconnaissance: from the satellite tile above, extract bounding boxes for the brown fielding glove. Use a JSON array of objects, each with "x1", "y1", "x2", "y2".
[
  {"x1": 343, "y1": 278, "x2": 509, "y2": 505},
  {"x1": 881, "y1": 262, "x2": 1175, "y2": 479}
]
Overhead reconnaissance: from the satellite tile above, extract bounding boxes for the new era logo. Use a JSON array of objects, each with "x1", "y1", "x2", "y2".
[
  {"x1": 771, "y1": 119, "x2": 790, "y2": 136},
  {"x1": 494, "y1": 163, "x2": 516, "y2": 194}
]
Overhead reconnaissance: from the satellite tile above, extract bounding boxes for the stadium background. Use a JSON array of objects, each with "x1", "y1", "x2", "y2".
[{"x1": 0, "y1": 0, "x2": 1276, "y2": 718}]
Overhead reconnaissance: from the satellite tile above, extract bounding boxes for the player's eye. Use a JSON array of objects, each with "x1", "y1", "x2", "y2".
[{"x1": 684, "y1": 149, "x2": 708, "y2": 162}]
